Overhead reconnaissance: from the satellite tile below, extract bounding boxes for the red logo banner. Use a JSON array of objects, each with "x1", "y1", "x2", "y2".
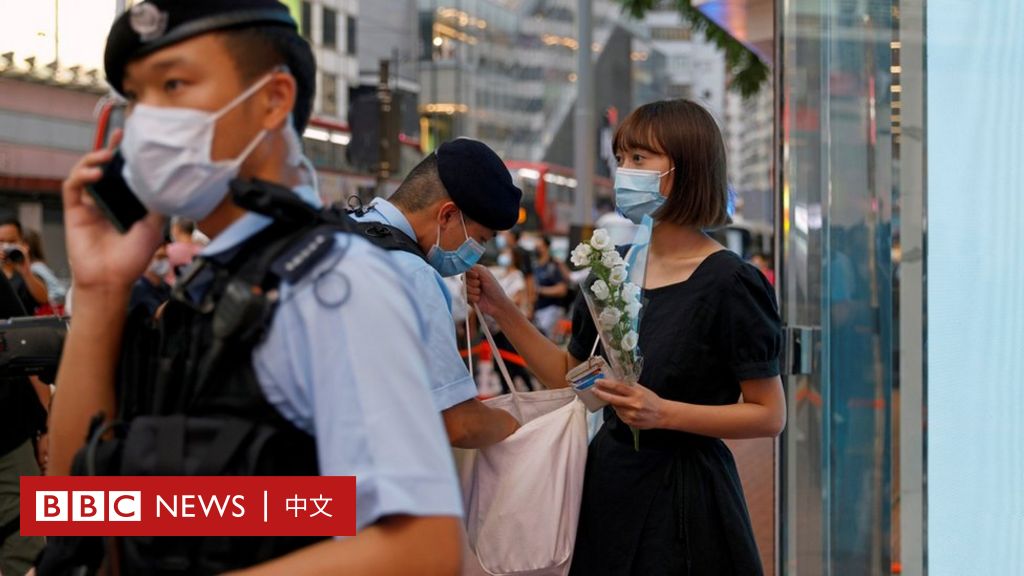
[{"x1": 20, "y1": 476, "x2": 356, "y2": 537}]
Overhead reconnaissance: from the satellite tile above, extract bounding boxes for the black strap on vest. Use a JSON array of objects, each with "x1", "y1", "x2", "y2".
[
  {"x1": 349, "y1": 220, "x2": 427, "y2": 261},
  {"x1": 343, "y1": 202, "x2": 427, "y2": 261},
  {"x1": 235, "y1": 180, "x2": 426, "y2": 262}
]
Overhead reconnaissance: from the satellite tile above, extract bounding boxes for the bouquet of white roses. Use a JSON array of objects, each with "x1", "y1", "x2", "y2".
[{"x1": 569, "y1": 220, "x2": 652, "y2": 450}]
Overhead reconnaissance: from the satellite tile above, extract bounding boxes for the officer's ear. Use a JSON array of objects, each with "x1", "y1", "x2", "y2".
[
  {"x1": 260, "y1": 68, "x2": 297, "y2": 131},
  {"x1": 436, "y1": 201, "x2": 460, "y2": 229}
]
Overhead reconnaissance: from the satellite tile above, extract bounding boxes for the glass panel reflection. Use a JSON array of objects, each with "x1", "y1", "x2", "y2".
[{"x1": 780, "y1": 0, "x2": 905, "y2": 574}]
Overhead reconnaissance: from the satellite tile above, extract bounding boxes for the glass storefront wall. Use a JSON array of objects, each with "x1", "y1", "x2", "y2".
[
  {"x1": 776, "y1": 0, "x2": 1024, "y2": 574},
  {"x1": 777, "y1": 0, "x2": 925, "y2": 574},
  {"x1": 709, "y1": 0, "x2": 1022, "y2": 572}
]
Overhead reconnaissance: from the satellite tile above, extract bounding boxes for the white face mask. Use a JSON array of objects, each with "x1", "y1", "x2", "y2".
[
  {"x1": 148, "y1": 258, "x2": 170, "y2": 277},
  {"x1": 120, "y1": 72, "x2": 277, "y2": 220}
]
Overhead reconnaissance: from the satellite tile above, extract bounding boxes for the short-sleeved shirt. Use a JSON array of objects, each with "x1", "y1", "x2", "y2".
[
  {"x1": 533, "y1": 260, "x2": 566, "y2": 310},
  {"x1": 566, "y1": 249, "x2": 782, "y2": 574},
  {"x1": 351, "y1": 198, "x2": 479, "y2": 412},
  {"x1": 203, "y1": 186, "x2": 462, "y2": 531}
]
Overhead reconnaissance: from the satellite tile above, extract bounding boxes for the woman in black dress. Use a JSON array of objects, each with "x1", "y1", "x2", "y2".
[{"x1": 467, "y1": 99, "x2": 785, "y2": 575}]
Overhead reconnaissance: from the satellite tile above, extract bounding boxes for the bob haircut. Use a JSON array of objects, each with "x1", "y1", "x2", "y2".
[{"x1": 613, "y1": 99, "x2": 729, "y2": 229}]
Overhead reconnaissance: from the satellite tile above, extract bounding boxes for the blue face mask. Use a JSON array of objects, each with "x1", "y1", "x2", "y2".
[
  {"x1": 427, "y1": 212, "x2": 486, "y2": 277},
  {"x1": 614, "y1": 167, "x2": 674, "y2": 224}
]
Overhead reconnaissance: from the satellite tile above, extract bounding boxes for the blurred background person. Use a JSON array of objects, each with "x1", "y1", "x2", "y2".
[
  {"x1": 166, "y1": 217, "x2": 205, "y2": 283},
  {"x1": 0, "y1": 273, "x2": 48, "y2": 576},
  {"x1": 486, "y1": 246, "x2": 539, "y2": 392},
  {"x1": 749, "y1": 252, "x2": 776, "y2": 286},
  {"x1": 530, "y1": 234, "x2": 569, "y2": 339},
  {"x1": 490, "y1": 248, "x2": 528, "y2": 315},
  {"x1": 128, "y1": 243, "x2": 171, "y2": 319},
  {"x1": 0, "y1": 217, "x2": 48, "y2": 314},
  {"x1": 499, "y1": 229, "x2": 535, "y2": 318},
  {"x1": 499, "y1": 230, "x2": 533, "y2": 279},
  {"x1": 443, "y1": 273, "x2": 471, "y2": 358},
  {"x1": 23, "y1": 229, "x2": 69, "y2": 314},
  {"x1": 594, "y1": 197, "x2": 638, "y2": 247}
]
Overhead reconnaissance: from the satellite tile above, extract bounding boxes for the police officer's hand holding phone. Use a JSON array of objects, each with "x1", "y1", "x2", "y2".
[{"x1": 60, "y1": 129, "x2": 165, "y2": 295}]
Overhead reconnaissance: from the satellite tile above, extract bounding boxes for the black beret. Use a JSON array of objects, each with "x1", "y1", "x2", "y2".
[
  {"x1": 104, "y1": 0, "x2": 296, "y2": 97},
  {"x1": 436, "y1": 138, "x2": 523, "y2": 231}
]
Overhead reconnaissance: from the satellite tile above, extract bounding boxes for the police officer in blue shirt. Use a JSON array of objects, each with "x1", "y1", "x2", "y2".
[
  {"x1": 44, "y1": 1, "x2": 461, "y2": 574},
  {"x1": 352, "y1": 139, "x2": 522, "y2": 448}
]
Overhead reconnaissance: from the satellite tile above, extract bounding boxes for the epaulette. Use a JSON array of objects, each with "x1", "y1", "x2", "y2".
[{"x1": 269, "y1": 225, "x2": 339, "y2": 284}]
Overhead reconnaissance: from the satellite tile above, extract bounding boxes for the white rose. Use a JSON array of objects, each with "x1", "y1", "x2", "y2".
[
  {"x1": 590, "y1": 229, "x2": 612, "y2": 251},
  {"x1": 601, "y1": 249, "x2": 623, "y2": 269},
  {"x1": 622, "y1": 282, "x2": 641, "y2": 302},
  {"x1": 598, "y1": 307, "x2": 622, "y2": 329},
  {"x1": 608, "y1": 266, "x2": 627, "y2": 286},
  {"x1": 626, "y1": 300, "x2": 642, "y2": 319},
  {"x1": 570, "y1": 243, "x2": 594, "y2": 267},
  {"x1": 590, "y1": 279, "x2": 610, "y2": 301},
  {"x1": 621, "y1": 330, "x2": 639, "y2": 351}
]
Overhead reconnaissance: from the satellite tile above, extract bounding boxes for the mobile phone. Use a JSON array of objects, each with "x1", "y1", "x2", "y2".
[{"x1": 85, "y1": 152, "x2": 148, "y2": 233}]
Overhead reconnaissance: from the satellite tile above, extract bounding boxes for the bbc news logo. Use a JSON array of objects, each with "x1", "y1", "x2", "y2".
[
  {"x1": 36, "y1": 491, "x2": 142, "y2": 522},
  {"x1": 21, "y1": 477, "x2": 356, "y2": 537}
]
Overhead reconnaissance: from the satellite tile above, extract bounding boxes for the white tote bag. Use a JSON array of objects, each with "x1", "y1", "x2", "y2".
[{"x1": 459, "y1": 308, "x2": 589, "y2": 576}]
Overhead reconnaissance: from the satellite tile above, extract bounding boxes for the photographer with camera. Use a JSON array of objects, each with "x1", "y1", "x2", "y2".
[
  {"x1": 0, "y1": 273, "x2": 49, "y2": 576},
  {"x1": 0, "y1": 217, "x2": 50, "y2": 314}
]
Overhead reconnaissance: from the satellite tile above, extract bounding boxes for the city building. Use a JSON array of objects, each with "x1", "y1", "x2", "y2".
[
  {"x1": 298, "y1": 0, "x2": 360, "y2": 122},
  {"x1": 640, "y1": 4, "x2": 772, "y2": 230},
  {"x1": 0, "y1": 0, "x2": 370, "y2": 262},
  {"x1": 725, "y1": 87, "x2": 773, "y2": 226},
  {"x1": 642, "y1": 6, "x2": 727, "y2": 119},
  {"x1": 417, "y1": 0, "x2": 667, "y2": 166},
  {"x1": 692, "y1": 0, "x2": 1024, "y2": 574},
  {"x1": 0, "y1": 1, "x2": 115, "y2": 279}
]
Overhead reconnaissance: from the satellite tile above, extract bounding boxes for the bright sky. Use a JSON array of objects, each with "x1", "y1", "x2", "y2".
[{"x1": 0, "y1": 0, "x2": 121, "y2": 72}]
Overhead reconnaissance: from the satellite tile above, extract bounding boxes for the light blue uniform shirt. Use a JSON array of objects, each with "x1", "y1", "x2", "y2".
[
  {"x1": 351, "y1": 198, "x2": 479, "y2": 411},
  {"x1": 200, "y1": 186, "x2": 462, "y2": 530}
]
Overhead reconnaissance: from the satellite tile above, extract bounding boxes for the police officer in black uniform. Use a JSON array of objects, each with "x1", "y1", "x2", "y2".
[{"x1": 41, "y1": 2, "x2": 462, "y2": 574}]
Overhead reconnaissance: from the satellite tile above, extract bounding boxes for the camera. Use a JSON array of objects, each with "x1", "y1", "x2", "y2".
[
  {"x1": 1, "y1": 243, "x2": 25, "y2": 265},
  {"x1": 0, "y1": 316, "x2": 68, "y2": 384}
]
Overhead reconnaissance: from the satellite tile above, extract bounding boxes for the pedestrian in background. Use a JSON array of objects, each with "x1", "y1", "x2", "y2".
[
  {"x1": 23, "y1": 229, "x2": 69, "y2": 313},
  {"x1": 750, "y1": 252, "x2": 775, "y2": 286},
  {"x1": 530, "y1": 234, "x2": 569, "y2": 339},
  {"x1": 486, "y1": 245, "x2": 536, "y2": 392},
  {"x1": 0, "y1": 273, "x2": 48, "y2": 576},
  {"x1": 0, "y1": 217, "x2": 49, "y2": 314},
  {"x1": 468, "y1": 99, "x2": 785, "y2": 575},
  {"x1": 127, "y1": 242, "x2": 171, "y2": 319},
  {"x1": 166, "y1": 217, "x2": 204, "y2": 283}
]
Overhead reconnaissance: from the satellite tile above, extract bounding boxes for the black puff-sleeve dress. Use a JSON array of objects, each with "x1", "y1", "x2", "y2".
[{"x1": 566, "y1": 250, "x2": 781, "y2": 576}]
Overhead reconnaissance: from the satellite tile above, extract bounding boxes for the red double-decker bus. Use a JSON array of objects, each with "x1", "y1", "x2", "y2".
[{"x1": 506, "y1": 161, "x2": 613, "y2": 235}]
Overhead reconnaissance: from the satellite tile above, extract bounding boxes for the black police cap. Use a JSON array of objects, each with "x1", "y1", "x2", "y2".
[
  {"x1": 436, "y1": 139, "x2": 523, "y2": 231},
  {"x1": 104, "y1": 0, "x2": 296, "y2": 97}
]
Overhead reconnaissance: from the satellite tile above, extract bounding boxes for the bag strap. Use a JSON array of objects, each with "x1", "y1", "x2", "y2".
[
  {"x1": 473, "y1": 306, "x2": 524, "y2": 422},
  {"x1": 463, "y1": 277, "x2": 474, "y2": 380}
]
